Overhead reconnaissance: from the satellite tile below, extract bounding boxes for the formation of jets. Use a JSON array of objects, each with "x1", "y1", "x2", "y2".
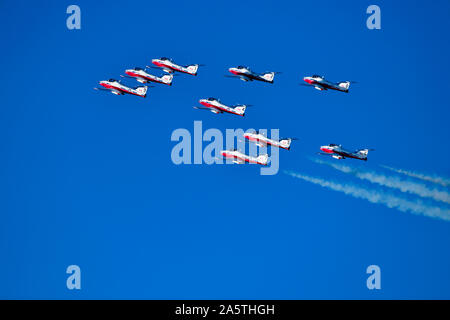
[
  {"x1": 94, "y1": 57, "x2": 198, "y2": 97},
  {"x1": 95, "y1": 57, "x2": 373, "y2": 164}
]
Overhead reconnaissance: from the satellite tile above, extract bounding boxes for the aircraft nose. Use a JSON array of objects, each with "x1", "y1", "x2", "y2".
[
  {"x1": 320, "y1": 146, "x2": 333, "y2": 153},
  {"x1": 304, "y1": 77, "x2": 313, "y2": 84}
]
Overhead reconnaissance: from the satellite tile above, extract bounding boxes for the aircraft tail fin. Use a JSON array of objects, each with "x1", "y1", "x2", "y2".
[
  {"x1": 233, "y1": 105, "x2": 246, "y2": 116},
  {"x1": 261, "y1": 72, "x2": 275, "y2": 83},
  {"x1": 135, "y1": 86, "x2": 148, "y2": 97},
  {"x1": 357, "y1": 149, "x2": 370, "y2": 157},
  {"x1": 186, "y1": 64, "x2": 199, "y2": 75},
  {"x1": 256, "y1": 154, "x2": 269, "y2": 165},
  {"x1": 279, "y1": 138, "x2": 292, "y2": 150},
  {"x1": 161, "y1": 74, "x2": 173, "y2": 85},
  {"x1": 338, "y1": 81, "x2": 350, "y2": 91}
]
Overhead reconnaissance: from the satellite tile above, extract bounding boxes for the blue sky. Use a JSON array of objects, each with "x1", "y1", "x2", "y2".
[{"x1": 1, "y1": 0, "x2": 449, "y2": 299}]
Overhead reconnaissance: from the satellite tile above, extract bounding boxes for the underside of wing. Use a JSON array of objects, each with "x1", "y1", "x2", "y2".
[
  {"x1": 194, "y1": 106, "x2": 222, "y2": 114},
  {"x1": 317, "y1": 152, "x2": 333, "y2": 157},
  {"x1": 314, "y1": 84, "x2": 327, "y2": 91},
  {"x1": 135, "y1": 75, "x2": 149, "y2": 83},
  {"x1": 257, "y1": 141, "x2": 267, "y2": 148}
]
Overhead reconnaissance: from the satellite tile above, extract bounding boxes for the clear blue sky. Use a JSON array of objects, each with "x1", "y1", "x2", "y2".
[{"x1": 1, "y1": 0, "x2": 449, "y2": 299}]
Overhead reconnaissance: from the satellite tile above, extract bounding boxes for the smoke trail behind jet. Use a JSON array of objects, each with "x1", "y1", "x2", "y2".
[
  {"x1": 285, "y1": 170, "x2": 450, "y2": 222},
  {"x1": 380, "y1": 165, "x2": 450, "y2": 188},
  {"x1": 311, "y1": 159, "x2": 450, "y2": 205}
]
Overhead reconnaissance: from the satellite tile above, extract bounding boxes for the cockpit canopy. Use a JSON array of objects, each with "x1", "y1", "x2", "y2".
[
  {"x1": 237, "y1": 65, "x2": 247, "y2": 69},
  {"x1": 207, "y1": 97, "x2": 216, "y2": 101},
  {"x1": 160, "y1": 57, "x2": 171, "y2": 61},
  {"x1": 312, "y1": 75, "x2": 322, "y2": 78},
  {"x1": 108, "y1": 78, "x2": 117, "y2": 82},
  {"x1": 134, "y1": 67, "x2": 143, "y2": 71},
  {"x1": 329, "y1": 143, "x2": 339, "y2": 147}
]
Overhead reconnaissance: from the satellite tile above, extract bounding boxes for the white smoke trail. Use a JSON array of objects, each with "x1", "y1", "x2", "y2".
[
  {"x1": 312, "y1": 158, "x2": 450, "y2": 205},
  {"x1": 284, "y1": 170, "x2": 450, "y2": 222},
  {"x1": 380, "y1": 165, "x2": 450, "y2": 188}
]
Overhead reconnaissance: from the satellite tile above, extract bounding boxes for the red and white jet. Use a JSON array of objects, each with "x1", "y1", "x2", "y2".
[
  {"x1": 151, "y1": 57, "x2": 199, "y2": 75},
  {"x1": 227, "y1": 66, "x2": 276, "y2": 83},
  {"x1": 243, "y1": 131, "x2": 296, "y2": 150},
  {"x1": 221, "y1": 149, "x2": 269, "y2": 165},
  {"x1": 194, "y1": 97, "x2": 247, "y2": 117},
  {"x1": 302, "y1": 75, "x2": 352, "y2": 92},
  {"x1": 94, "y1": 79, "x2": 148, "y2": 98},
  {"x1": 318, "y1": 144, "x2": 374, "y2": 161},
  {"x1": 122, "y1": 67, "x2": 173, "y2": 85}
]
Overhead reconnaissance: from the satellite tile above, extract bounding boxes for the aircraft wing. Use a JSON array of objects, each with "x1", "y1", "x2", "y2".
[
  {"x1": 123, "y1": 74, "x2": 148, "y2": 82},
  {"x1": 314, "y1": 84, "x2": 327, "y2": 91},
  {"x1": 194, "y1": 106, "x2": 223, "y2": 114},
  {"x1": 316, "y1": 152, "x2": 334, "y2": 157},
  {"x1": 94, "y1": 87, "x2": 122, "y2": 95},
  {"x1": 224, "y1": 74, "x2": 251, "y2": 82},
  {"x1": 257, "y1": 141, "x2": 268, "y2": 148},
  {"x1": 317, "y1": 152, "x2": 346, "y2": 159}
]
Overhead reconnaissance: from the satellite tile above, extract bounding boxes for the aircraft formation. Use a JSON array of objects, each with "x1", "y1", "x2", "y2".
[{"x1": 95, "y1": 57, "x2": 373, "y2": 165}]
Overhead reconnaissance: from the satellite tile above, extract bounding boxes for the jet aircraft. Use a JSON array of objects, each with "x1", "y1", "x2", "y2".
[
  {"x1": 94, "y1": 79, "x2": 148, "y2": 98},
  {"x1": 194, "y1": 97, "x2": 247, "y2": 117},
  {"x1": 318, "y1": 144, "x2": 374, "y2": 160}
]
